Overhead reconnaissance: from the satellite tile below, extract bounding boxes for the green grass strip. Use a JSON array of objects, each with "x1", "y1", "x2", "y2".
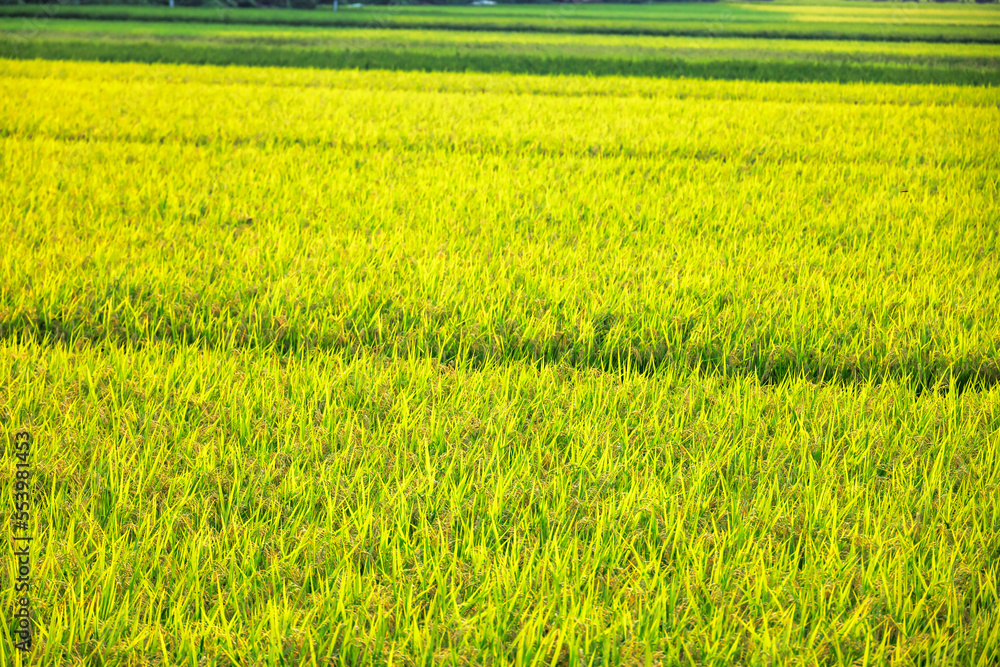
[
  {"x1": 2, "y1": 37, "x2": 998, "y2": 85},
  {"x1": 2, "y1": 3, "x2": 1000, "y2": 44}
]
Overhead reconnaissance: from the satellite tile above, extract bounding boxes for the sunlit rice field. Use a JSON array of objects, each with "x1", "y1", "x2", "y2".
[{"x1": 0, "y1": 55, "x2": 999, "y2": 665}]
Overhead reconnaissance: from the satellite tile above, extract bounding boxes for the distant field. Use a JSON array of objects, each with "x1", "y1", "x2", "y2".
[
  {"x1": 3, "y1": 17, "x2": 1000, "y2": 83},
  {"x1": 1, "y1": 58, "x2": 999, "y2": 665},
  {"x1": 2, "y1": 0, "x2": 999, "y2": 83},
  {"x1": 2, "y1": 0, "x2": 1000, "y2": 42}
]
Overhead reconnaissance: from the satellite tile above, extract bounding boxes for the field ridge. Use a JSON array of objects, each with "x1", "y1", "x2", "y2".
[{"x1": 3, "y1": 298, "x2": 997, "y2": 396}]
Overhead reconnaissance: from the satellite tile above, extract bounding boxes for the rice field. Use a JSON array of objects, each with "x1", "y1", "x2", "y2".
[
  {"x1": 3, "y1": 1, "x2": 1000, "y2": 42},
  {"x1": 1, "y1": 2, "x2": 1000, "y2": 665}
]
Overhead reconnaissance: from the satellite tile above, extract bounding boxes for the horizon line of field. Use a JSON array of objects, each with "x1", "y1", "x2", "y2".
[
  {"x1": 2, "y1": 39, "x2": 998, "y2": 86},
  {"x1": 3, "y1": 6, "x2": 1000, "y2": 45},
  {"x1": 2, "y1": 316, "x2": 996, "y2": 396}
]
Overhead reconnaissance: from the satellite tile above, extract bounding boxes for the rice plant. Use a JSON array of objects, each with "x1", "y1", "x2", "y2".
[{"x1": 0, "y1": 55, "x2": 998, "y2": 666}]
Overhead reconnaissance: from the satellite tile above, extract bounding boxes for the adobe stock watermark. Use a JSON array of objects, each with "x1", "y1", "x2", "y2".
[
  {"x1": 542, "y1": 1, "x2": 581, "y2": 29},
  {"x1": 877, "y1": 1, "x2": 921, "y2": 41},
  {"x1": 11, "y1": 430, "x2": 34, "y2": 653},
  {"x1": 1, "y1": 0, "x2": 69, "y2": 59},
  {"x1": 336, "y1": 1, "x2": 405, "y2": 53},
  {"x1": 671, "y1": 7, "x2": 741, "y2": 60},
  {"x1": 540, "y1": 3, "x2": 743, "y2": 65}
]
